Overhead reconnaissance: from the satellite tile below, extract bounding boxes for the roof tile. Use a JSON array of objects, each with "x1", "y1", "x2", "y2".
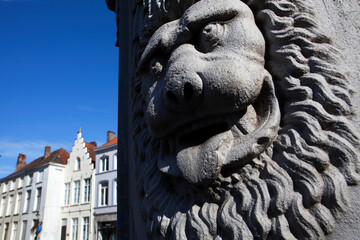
[
  {"x1": 100, "y1": 137, "x2": 118, "y2": 147},
  {"x1": 3, "y1": 148, "x2": 69, "y2": 180}
]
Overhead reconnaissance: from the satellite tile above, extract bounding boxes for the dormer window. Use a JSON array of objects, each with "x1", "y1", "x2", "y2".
[
  {"x1": 75, "y1": 157, "x2": 81, "y2": 171},
  {"x1": 99, "y1": 155, "x2": 109, "y2": 173}
]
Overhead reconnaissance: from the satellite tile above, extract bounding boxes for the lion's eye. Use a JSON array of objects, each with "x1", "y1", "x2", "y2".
[
  {"x1": 149, "y1": 58, "x2": 164, "y2": 78},
  {"x1": 198, "y1": 22, "x2": 225, "y2": 52}
]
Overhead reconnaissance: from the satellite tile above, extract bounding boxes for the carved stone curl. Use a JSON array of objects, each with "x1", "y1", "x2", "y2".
[{"x1": 131, "y1": 0, "x2": 360, "y2": 239}]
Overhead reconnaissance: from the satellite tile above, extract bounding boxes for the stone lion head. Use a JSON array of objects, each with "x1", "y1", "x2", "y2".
[{"x1": 131, "y1": 0, "x2": 360, "y2": 238}]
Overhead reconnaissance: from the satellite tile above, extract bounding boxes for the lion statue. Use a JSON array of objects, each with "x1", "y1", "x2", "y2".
[{"x1": 129, "y1": 0, "x2": 360, "y2": 239}]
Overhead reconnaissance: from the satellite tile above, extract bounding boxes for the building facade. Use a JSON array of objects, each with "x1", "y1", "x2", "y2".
[
  {"x1": 0, "y1": 146, "x2": 69, "y2": 240},
  {"x1": 94, "y1": 131, "x2": 117, "y2": 240},
  {"x1": 60, "y1": 128, "x2": 97, "y2": 240}
]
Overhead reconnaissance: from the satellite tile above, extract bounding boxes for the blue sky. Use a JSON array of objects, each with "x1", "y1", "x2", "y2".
[{"x1": 0, "y1": 0, "x2": 118, "y2": 178}]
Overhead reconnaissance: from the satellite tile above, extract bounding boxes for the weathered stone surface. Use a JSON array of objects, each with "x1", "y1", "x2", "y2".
[{"x1": 110, "y1": 0, "x2": 360, "y2": 239}]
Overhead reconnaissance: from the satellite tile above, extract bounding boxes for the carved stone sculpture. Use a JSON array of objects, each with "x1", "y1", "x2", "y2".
[{"x1": 125, "y1": 0, "x2": 360, "y2": 238}]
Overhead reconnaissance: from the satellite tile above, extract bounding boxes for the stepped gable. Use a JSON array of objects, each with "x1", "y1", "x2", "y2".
[{"x1": 85, "y1": 141, "x2": 97, "y2": 163}]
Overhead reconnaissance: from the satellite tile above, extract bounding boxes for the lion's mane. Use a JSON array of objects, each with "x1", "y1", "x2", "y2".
[{"x1": 130, "y1": 0, "x2": 360, "y2": 239}]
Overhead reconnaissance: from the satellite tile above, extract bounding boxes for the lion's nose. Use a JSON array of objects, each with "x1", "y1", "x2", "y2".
[{"x1": 162, "y1": 73, "x2": 203, "y2": 112}]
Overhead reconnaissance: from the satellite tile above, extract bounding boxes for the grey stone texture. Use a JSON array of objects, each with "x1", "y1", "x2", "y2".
[
  {"x1": 109, "y1": 0, "x2": 360, "y2": 239},
  {"x1": 310, "y1": 1, "x2": 360, "y2": 239}
]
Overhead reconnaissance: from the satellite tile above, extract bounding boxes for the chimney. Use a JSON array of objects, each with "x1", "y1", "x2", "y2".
[
  {"x1": 107, "y1": 131, "x2": 115, "y2": 143},
  {"x1": 89, "y1": 141, "x2": 97, "y2": 147},
  {"x1": 44, "y1": 145, "x2": 51, "y2": 158},
  {"x1": 16, "y1": 154, "x2": 26, "y2": 172}
]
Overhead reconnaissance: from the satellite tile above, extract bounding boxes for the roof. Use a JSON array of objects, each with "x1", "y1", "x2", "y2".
[
  {"x1": 85, "y1": 142, "x2": 97, "y2": 163},
  {"x1": 2, "y1": 148, "x2": 69, "y2": 181},
  {"x1": 100, "y1": 137, "x2": 117, "y2": 147}
]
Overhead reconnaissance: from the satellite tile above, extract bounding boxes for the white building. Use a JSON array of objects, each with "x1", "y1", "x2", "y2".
[
  {"x1": 94, "y1": 131, "x2": 117, "y2": 240},
  {"x1": 0, "y1": 146, "x2": 69, "y2": 240},
  {"x1": 60, "y1": 128, "x2": 97, "y2": 240}
]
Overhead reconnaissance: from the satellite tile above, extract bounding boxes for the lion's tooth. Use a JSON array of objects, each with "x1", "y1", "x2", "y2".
[
  {"x1": 235, "y1": 121, "x2": 249, "y2": 135},
  {"x1": 231, "y1": 124, "x2": 244, "y2": 138}
]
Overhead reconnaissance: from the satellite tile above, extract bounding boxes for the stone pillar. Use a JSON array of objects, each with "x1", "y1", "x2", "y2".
[{"x1": 108, "y1": 0, "x2": 360, "y2": 239}]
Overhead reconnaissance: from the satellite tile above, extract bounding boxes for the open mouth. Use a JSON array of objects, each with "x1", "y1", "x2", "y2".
[
  {"x1": 180, "y1": 121, "x2": 229, "y2": 146},
  {"x1": 158, "y1": 77, "x2": 280, "y2": 184},
  {"x1": 160, "y1": 109, "x2": 248, "y2": 157},
  {"x1": 178, "y1": 109, "x2": 247, "y2": 147}
]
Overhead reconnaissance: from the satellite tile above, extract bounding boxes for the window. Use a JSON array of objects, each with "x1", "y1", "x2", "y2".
[
  {"x1": 113, "y1": 154, "x2": 117, "y2": 170},
  {"x1": 15, "y1": 192, "x2": 22, "y2": 214},
  {"x1": 18, "y1": 178, "x2": 23, "y2": 189},
  {"x1": 21, "y1": 221, "x2": 27, "y2": 240},
  {"x1": 82, "y1": 217, "x2": 89, "y2": 240},
  {"x1": 38, "y1": 171, "x2": 43, "y2": 182},
  {"x1": 99, "y1": 181, "x2": 108, "y2": 206},
  {"x1": 11, "y1": 222, "x2": 17, "y2": 240},
  {"x1": 32, "y1": 220, "x2": 39, "y2": 236},
  {"x1": 83, "y1": 179, "x2": 90, "y2": 203},
  {"x1": 64, "y1": 183, "x2": 70, "y2": 205},
  {"x1": 72, "y1": 218, "x2": 78, "y2": 240},
  {"x1": 73, "y1": 181, "x2": 80, "y2": 204},
  {"x1": 34, "y1": 188, "x2": 42, "y2": 211},
  {"x1": 75, "y1": 157, "x2": 81, "y2": 171},
  {"x1": 61, "y1": 219, "x2": 67, "y2": 240},
  {"x1": 23, "y1": 190, "x2": 31, "y2": 213},
  {"x1": 4, "y1": 223, "x2": 9, "y2": 240},
  {"x1": 0, "y1": 196, "x2": 6, "y2": 216},
  {"x1": 7, "y1": 195, "x2": 13, "y2": 216},
  {"x1": 9, "y1": 180, "x2": 15, "y2": 191},
  {"x1": 99, "y1": 156, "x2": 109, "y2": 172},
  {"x1": 27, "y1": 174, "x2": 33, "y2": 185},
  {"x1": 113, "y1": 179, "x2": 117, "y2": 205}
]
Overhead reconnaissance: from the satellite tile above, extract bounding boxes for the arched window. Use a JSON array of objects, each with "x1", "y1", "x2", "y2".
[
  {"x1": 99, "y1": 155, "x2": 109, "y2": 173},
  {"x1": 75, "y1": 157, "x2": 81, "y2": 171},
  {"x1": 99, "y1": 181, "x2": 108, "y2": 206}
]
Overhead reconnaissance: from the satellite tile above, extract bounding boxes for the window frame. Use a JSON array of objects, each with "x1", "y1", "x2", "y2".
[
  {"x1": 75, "y1": 157, "x2": 81, "y2": 171},
  {"x1": 83, "y1": 179, "x2": 91, "y2": 203},
  {"x1": 27, "y1": 174, "x2": 33, "y2": 186},
  {"x1": 0, "y1": 196, "x2": 6, "y2": 216},
  {"x1": 99, "y1": 155, "x2": 109, "y2": 173},
  {"x1": 113, "y1": 179, "x2": 117, "y2": 205},
  {"x1": 113, "y1": 153, "x2": 117, "y2": 170},
  {"x1": 23, "y1": 190, "x2": 31, "y2": 213},
  {"x1": 7, "y1": 195, "x2": 14, "y2": 216},
  {"x1": 14, "y1": 192, "x2": 22, "y2": 215},
  {"x1": 11, "y1": 222, "x2": 18, "y2": 240},
  {"x1": 71, "y1": 218, "x2": 79, "y2": 240},
  {"x1": 82, "y1": 217, "x2": 89, "y2": 240},
  {"x1": 99, "y1": 181, "x2": 108, "y2": 207},
  {"x1": 64, "y1": 183, "x2": 70, "y2": 206},
  {"x1": 34, "y1": 187, "x2": 42, "y2": 211},
  {"x1": 37, "y1": 171, "x2": 44, "y2": 183},
  {"x1": 73, "y1": 181, "x2": 80, "y2": 204}
]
